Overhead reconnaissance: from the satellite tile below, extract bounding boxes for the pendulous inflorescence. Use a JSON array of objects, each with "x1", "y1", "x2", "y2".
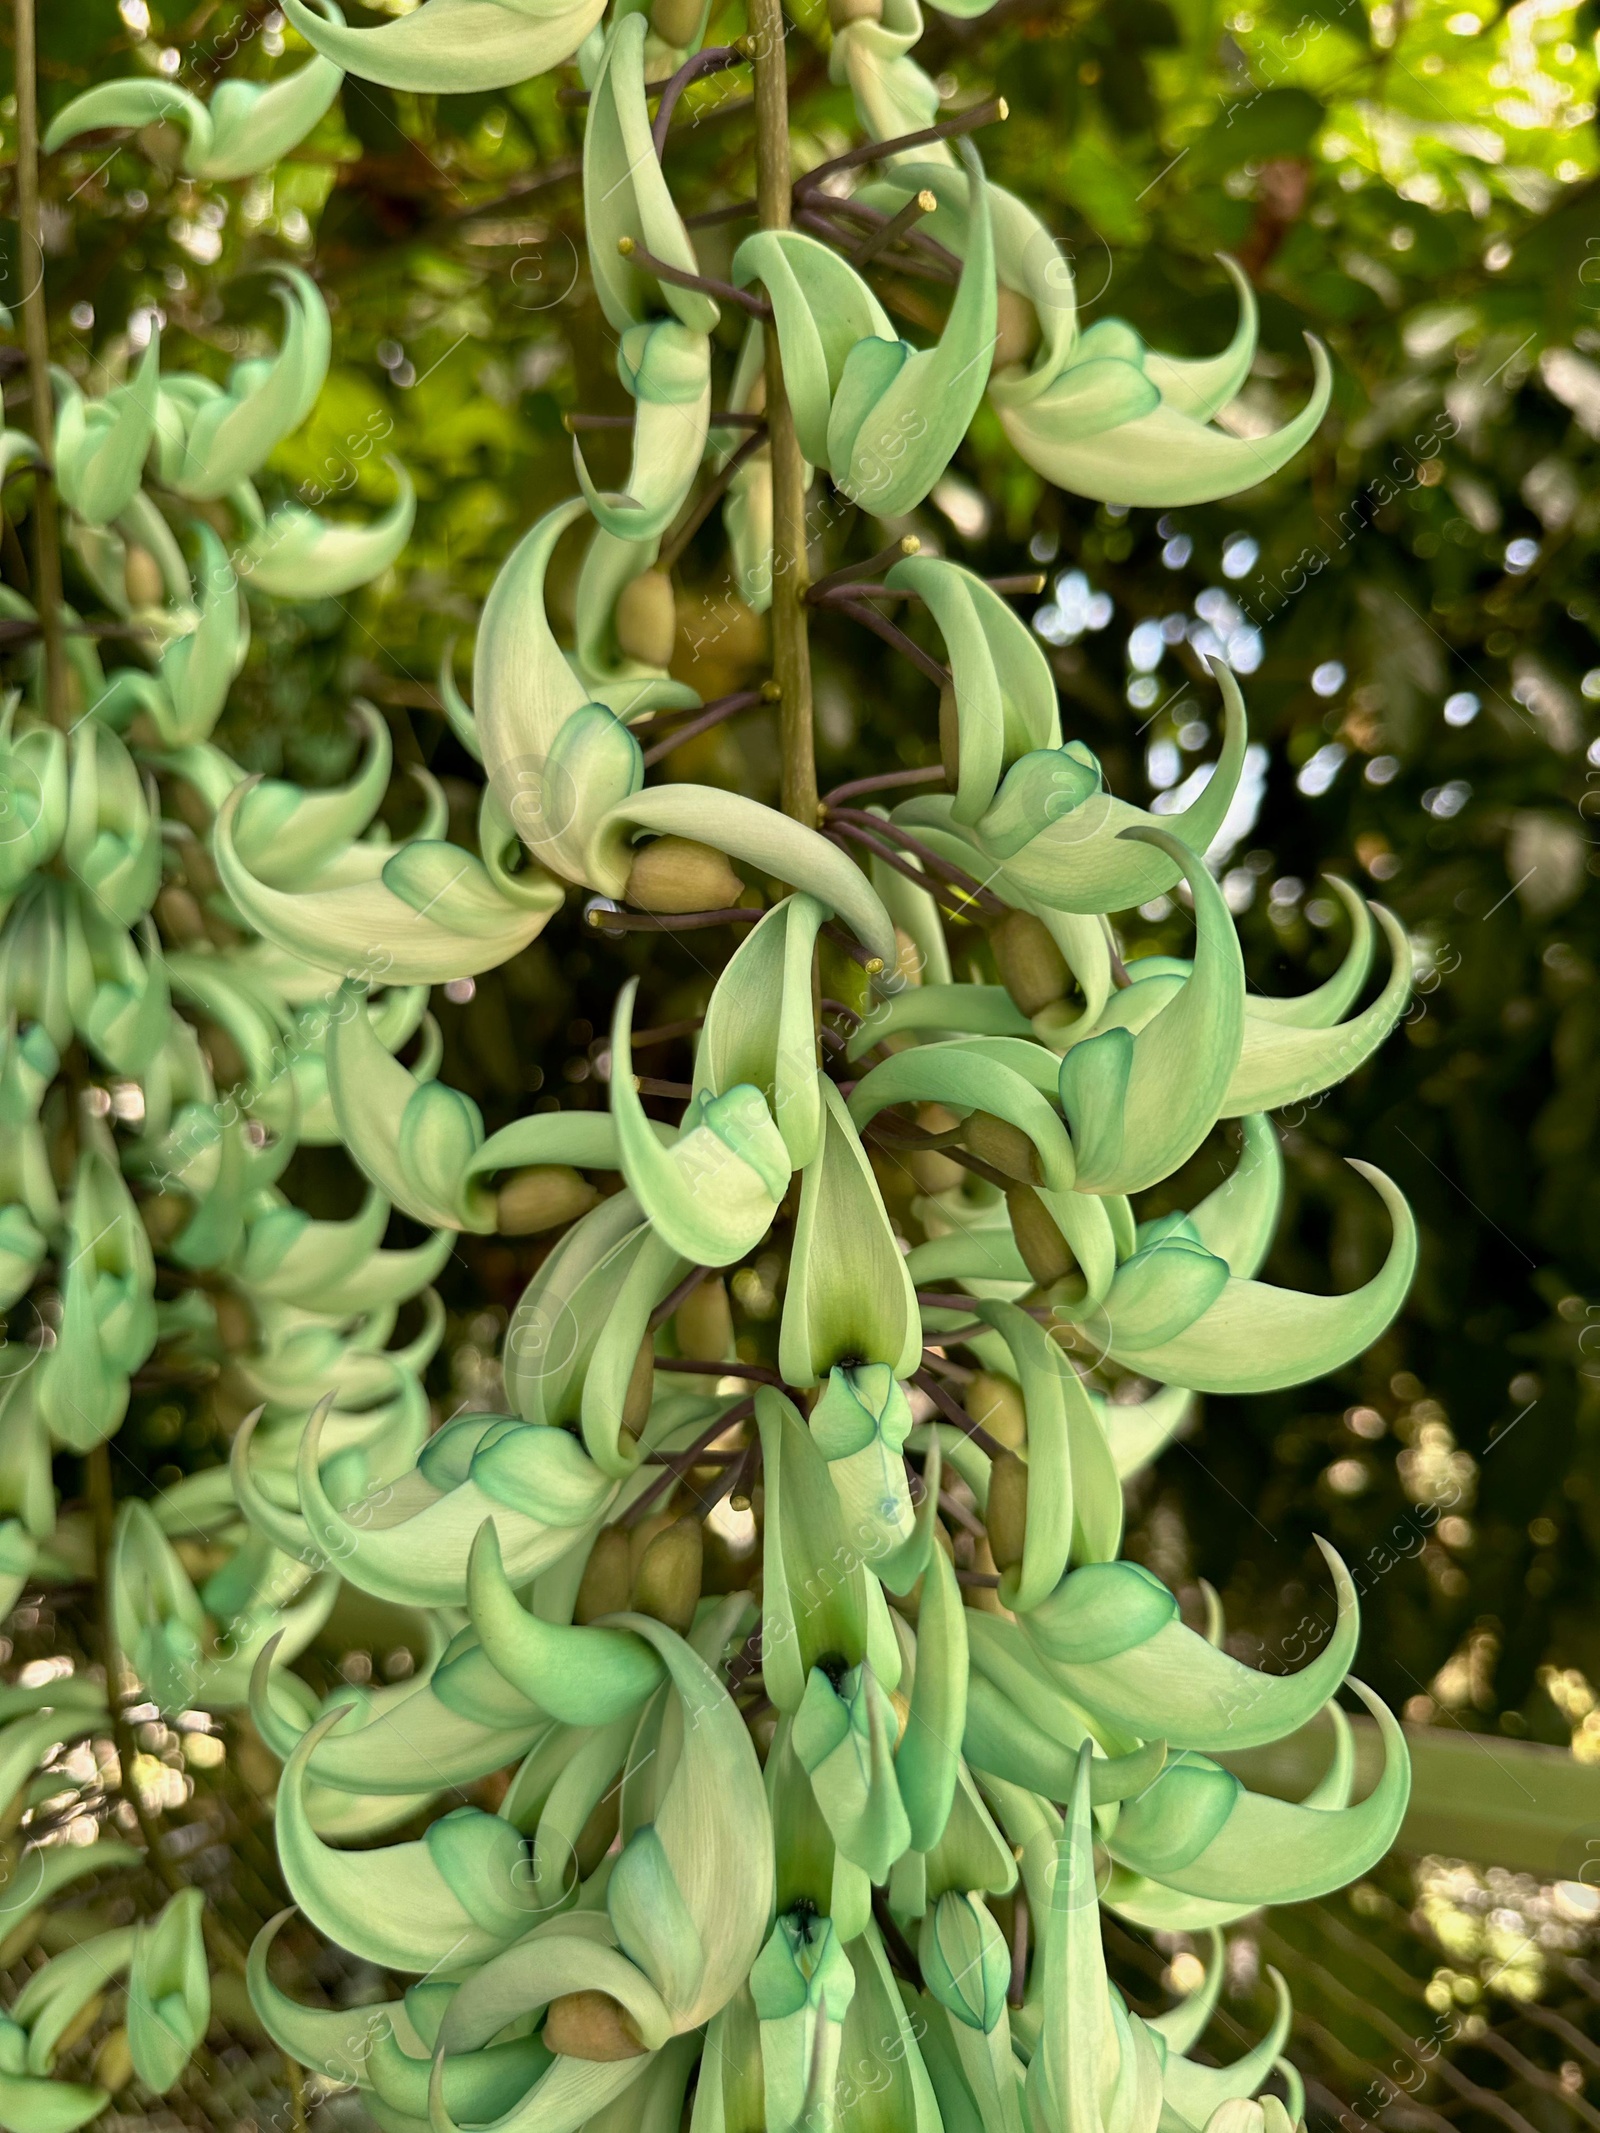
[{"x1": 0, "y1": 1, "x2": 1417, "y2": 2128}]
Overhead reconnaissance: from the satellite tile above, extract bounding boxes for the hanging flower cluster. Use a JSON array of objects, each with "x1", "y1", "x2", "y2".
[{"x1": 1, "y1": 0, "x2": 1412, "y2": 2128}]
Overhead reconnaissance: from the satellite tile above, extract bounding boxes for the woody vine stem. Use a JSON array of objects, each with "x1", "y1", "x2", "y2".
[
  {"x1": 749, "y1": 0, "x2": 818, "y2": 829},
  {"x1": 11, "y1": 0, "x2": 67, "y2": 727}
]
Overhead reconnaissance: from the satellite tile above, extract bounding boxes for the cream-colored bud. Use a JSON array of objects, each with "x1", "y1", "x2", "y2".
[
  {"x1": 985, "y1": 1451, "x2": 1028, "y2": 1573},
  {"x1": 965, "y1": 1112, "x2": 1042, "y2": 1186},
  {"x1": 992, "y1": 285, "x2": 1041, "y2": 375},
  {"x1": 155, "y1": 884, "x2": 208, "y2": 946},
  {"x1": 910, "y1": 1101, "x2": 966, "y2": 1195},
  {"x1": 893, "y1": 926, "x2": 924, "y2": 990},
  {"x1": 675, "y1": 1276, "x2": 734, "y2": 1362},
  {"x1": 1006, "y1": 1185, "x2": 1076, "y2": 1287},
  {"x1": 496, "y1": 1165, "x2": 599, "y2": 1236},
  {"x1": 52, "y1": 1994, "x2": 104, "y2": 2060},
  {"x1": 829, "y1": 0, "x2": 883, "y2": 23},
  {"x1": 543, "y1": 1991, "x2": 649, "y2": 2061},
  {"x1": 626, "y1": 836, "x2": 744, "y2": 914},
  {"x1": 631, "y1": 1514, "x2": 703, "y2": 1634},
  {"x1": 990, "y1": 909, "x2": 1068, "y2": 1016},
  {"x1": 574, "y1": 1527, "x2": 632, "y2": 1623},
  {"x1": 140, "y1": 1191, "x2": 192, "y2": 1251},
  {"x1": 938, "y1": 680, "x2": 960, "y2": 789},
  {"x1": 124, "y1": 543, "x2": 166, "y2": 609},
  {"x1": 93, "y1": 2027, "x2": 136, "y2": 2094},
  {"x1": 967, "y1": 1371, "x2": 1027, "y2": 1450},
  {"x1": 573, "y1": 1788, "x2": 621, "y2": 1879},
  {"x1": 614, "y1": 569, "x2": 677, "y2": 669}
]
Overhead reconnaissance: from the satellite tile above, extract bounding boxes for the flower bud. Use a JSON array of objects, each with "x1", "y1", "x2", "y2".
[
  {"x1": 985, "y1": 1450, "x2": 1027, "y2": 1574},
  {"x1": 574, "y1": 1526, "x2": 632, "y2": 1623},
  {"x1": 137, "y1": 120, "x2": 187, "y2": 170},
  {"x1": 573, "y1": 1786, "x2": 621, "y2": 1879},
  {"x1": 910, "y1": 1101, "x2": 966, "y2": 1196},
  {"x1": 614, "y1": 569, "x2": 677, "y2": 668},
  {"x1": 93, "y1": 2026, "x2": 136, "y2": 2094},
  {"x1": 1204, "y1": 2101, "x2": 1299, "y2": 2133},
  {"x1": 543, "y1": 1991, "x2": 648, "y2": 2061},
  {"x1": 1006, "y1": 1185, "x2": 1076, "y2": 1287},
  {"x1": 939, "y1": 680, "x2": 960, "y2": 788},
  {"x1": 918, "y1": 1892, "x2": 1010, "y2": 2032},
  {"x1": 155, "y1": 884, "x2": 208, "y2": 946},
  {"x1": 625, "y1": 835, "x2": 744, "y2": 914},
  {"x1": 495, "y1": 1164, "x2": 599, "y2": 1236},
  {"x1": 631, "y1": 1515, "x2": 703, "y2": 1634},
  {"x1": 829, "y1": 0, "x2": 884, "y2": 23},
  {"x1": 990, "y1": 908, "x2": 1068, "y2": 1016},
  {"x1": 622, "y1": 1330, "x2": 656, "y2": 1443},
  {"x1": 991, "y1": 285, "x2": 1040, "y2": 375},
  {"x1": 53, "y1": 1993, "x2": 105, "y2": 2060},
  {"x1": 140, "y1": 1193, "x2": 192, "y2": 1251},
  {"x1": 967, "y1": 1371, "x2": 1026, "y2": 1450},
  {"x1": 124, "y1": 543, "x2": 167, "y2": 609},
  {"x1": 964, "y1": 1112, "x2": 1041, "y2": 1186},
  {"x1": 675, "y1": 1274, "x2": 734, "y2": 1362}
]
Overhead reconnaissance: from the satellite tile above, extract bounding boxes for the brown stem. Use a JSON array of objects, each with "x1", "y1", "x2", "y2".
[
  {"x1": 652, "y1": 43, "x2": 751, "y2": 154},
  {"x1": 655, "y1": 428, "x2": 766, "y2": 573},
  {"x1": 820, "y1": 765, "x2": 947, "y2": 807},
  {"x1": 825, "y1": 807, "x2": 1004, "y2": 909},
  {"x1": 828, "y1": 596, "x2": 950, "y2": 689},
  {"x1": 649, "y1": 1263, "x2": 710, "y2": 1331},
  {"x1": 683, "y1": 199, "x2": 758, "y2": 228},
  {"x1": 13, "y1": 0, "x2": 67, "y2": 726},
  {"x1": 750, "y1": 0, "x2": 817, "y2": 830},
  {"x1": 584, "y1": 899, "x2": 763, "y2": 935},
  {"x1": 910, "y1": 1368, "x2": 1007, "y2": 1459},
  {"x1": 617, "y1": 238, "x2": 771, "y2": 317},
  {"x1": 849, "y1": 187, "x2": 937, "y2": 268},
  {"x1": 796, "y1": 95, "x2": 1007, "y2": 191},
  {"x1": 807, "y1": 534, "x2": 921, "y2": 600},
  {"x1": 640, "y1": 684, "x2": 775, "y2": 768}
]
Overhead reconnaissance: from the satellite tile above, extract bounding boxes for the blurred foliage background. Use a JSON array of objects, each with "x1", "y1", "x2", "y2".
[{"x1": 9, "y1": 0, "x2": 1600, "y2": 2114}]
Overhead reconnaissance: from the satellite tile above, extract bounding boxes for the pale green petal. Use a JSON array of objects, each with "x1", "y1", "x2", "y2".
[
  {"x1": 756, "y1": 1388, "x2": 869, "y2": 1714},
  {"x1": 467, "y1": 1519, "x2": 663, "y2": 1724},
  {"x1": 883, "y1": 555, "x2": 1060, "y2": 824},
  {"x1": 1003, "y1": 337, "x2": 1332, "y2": 507},
  {"x1": 895, "y1": 1541, "x2": 967, "y2": 1853},
  {"x1": 174, "y1": 269, "x2": 330, "y2": 499},
  {"x1": 44, "y1": 78, "x2": 212, "y2": 158},
  {"x1": 780, "y1": 1079, "x2": 922, "y2": 1386},
  {"x1": 731, "y1": 231, "x2": 893, "y2": 466},
  {"x1": 584, "y1": 13, "x2": 718, "y2": 334},
  {"x1": 127, "y1": 1890, "x2": 209, "y2": 2093},
  {"x1": 1092, "y1": 1160, "x2": 1415, "y2": 1392},
  {"x1": 53, "y1": 335, "x2": 162, "y2": 527},
  {"x1": 1058, "y1": 826, "x2": 1243, "y2": 1194},
  {"x1": 848, "y1": 1042, "x2": 1076, "y2": 1195},
  {"x1": 241, "y1": 462, "x2": 415, "y2": 599},
  {"x1": 610, "y1": 978, "x2": 786, "y2": 1265},
  {"x1": 1141, "y1": 257, "x2": 1259, "y2": 422},
  {"x1": 695, "y1": 894, "x2": 825, "y2": 1168},
  {"x1": 1107, "y1": 1680, "x2": 1408, "y2": 1904},
  {"x1": 1223, "y1": 903, "x2": 1411, "y2": 1116},
  {"x1": 834, "y1": 142, "x2": 996, "y2": 517},
  {"x1": 195, "y1": 34, "x2": 345, "y2": 181},
  {"x1": 575, "y1": 323, "x2": 711, "y2": 543},
  {"x1": 1028, "y1": 1538, "x2": 1359, "y2": 1751},
  {"x1": 281, "y1": 0, "x2": 605, "y2": 93}
]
